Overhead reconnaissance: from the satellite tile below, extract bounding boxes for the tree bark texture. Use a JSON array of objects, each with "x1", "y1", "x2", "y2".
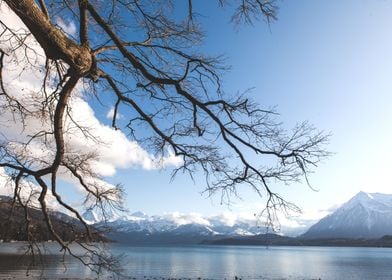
[{"x1": 4, "y1": 0, "x2": 92, "y2": 75}]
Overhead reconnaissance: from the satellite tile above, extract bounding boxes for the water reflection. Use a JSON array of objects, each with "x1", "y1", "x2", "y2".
[
  {"x1": 0, "y1": 242, "x2": 107, "y2": 279},
  {"x1": 1, "y1": 243, "x2": 392, "y2": 279},
  {"x1": 0, "y1": 254, "x2": 94, "y2": 279}
]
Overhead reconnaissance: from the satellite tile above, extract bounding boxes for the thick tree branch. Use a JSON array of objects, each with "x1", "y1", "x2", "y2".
[
  {"x1": 37, "y1": 0, "x2": 49, "y2": 19},
  {"x1": 78, "y1": 0, "x2": 89, "y2": 47},
  {"x1": 5, "y1": 0, "x2": 92, "y2": 75}
]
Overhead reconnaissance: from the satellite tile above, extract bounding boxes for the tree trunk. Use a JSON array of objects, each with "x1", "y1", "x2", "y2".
[{"x1": 4, "y1": 0, "x2": 92, "y2": 75}]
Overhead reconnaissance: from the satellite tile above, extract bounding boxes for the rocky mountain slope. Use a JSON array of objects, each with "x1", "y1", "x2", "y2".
[{"x1": 302, "y1": 191, "x2": 392, "y2": 239}]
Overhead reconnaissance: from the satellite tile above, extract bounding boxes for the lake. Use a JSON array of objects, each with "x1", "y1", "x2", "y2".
[{"x1": 0, "y1": 243, "x2": 392, "y2": 279}]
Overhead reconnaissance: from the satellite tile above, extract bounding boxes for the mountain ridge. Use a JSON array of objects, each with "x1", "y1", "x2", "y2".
[
  {"x1": 301, "y1": 191, "x2": 392, "y2": 239},
  {"x1": 4, "y1": 191, "x2": 392, "y2": 245},
  {"x1": 92, "y1": 191, "x2": 392, "y2": 244},
  {"x1": 94, "y1": 213, "x2": 269, "y2": 244}
]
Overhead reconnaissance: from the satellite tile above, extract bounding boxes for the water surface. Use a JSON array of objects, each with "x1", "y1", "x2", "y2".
[{"x1": 1, "y1": 243, "x2": 392, "y2": 279}]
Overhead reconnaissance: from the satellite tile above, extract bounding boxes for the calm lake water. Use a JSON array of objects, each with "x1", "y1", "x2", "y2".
[{"x1": 0, "y1": 243, "x2": 392, "y2": 279}]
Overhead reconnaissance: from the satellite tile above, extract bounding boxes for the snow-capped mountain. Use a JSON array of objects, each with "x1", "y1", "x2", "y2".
[
  {"x1": 89, "y1": 211, "x2": 268, "y2": 244},
  {"x1": 302, "y1": 191, "x2": 392, "y2": 239}
]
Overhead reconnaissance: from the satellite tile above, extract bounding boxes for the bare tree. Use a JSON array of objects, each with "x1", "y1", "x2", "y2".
[{"x1": 0, "y1": 0, "x2": 329, "y2": 273}]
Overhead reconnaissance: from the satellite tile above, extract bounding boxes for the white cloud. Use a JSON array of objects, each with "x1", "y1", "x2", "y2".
[
  {"x1": 0, "y1": 168, "x2": 13, "y2": 197},
  {"x1": 0, "y1": 167, "x2": 61, "y2": 211},
  {"x1": 162, "y1": 212, "x2": 211, "y2": 226},
  {"x1": 209, "y1": 212, "x2": 256, "y2": 227},
  {"x1": 106, "y1": 107, "x2": 123, "y2": 120},
  {"x1": 64, "y1": 95, "x2": 182, "y2": 175},
  {"x1": 55, "y1": 17, "x2": 77, "y2": 37}
]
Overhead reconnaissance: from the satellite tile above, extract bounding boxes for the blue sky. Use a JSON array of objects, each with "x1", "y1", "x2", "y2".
[{"x1": 98, "y1": 0, "x2": 392, "y2": 219}]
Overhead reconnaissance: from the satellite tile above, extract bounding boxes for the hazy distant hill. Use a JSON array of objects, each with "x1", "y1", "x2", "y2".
[
  {"x1": 0, "y1": 196, "x2": 103, "y2": 242},
  {"x1": 201, "y1": 233, "x2": 301, "y2": 246},
  {"x1": 202, "y1": 234, "x2": 392, "y2": 248},
  {"x1": 302, "y1": 191, "x2": 392, "y2": 239}
]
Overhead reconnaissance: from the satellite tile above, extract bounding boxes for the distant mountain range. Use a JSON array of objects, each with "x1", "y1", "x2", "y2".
[
  {"x1": 3, "y1": 191, "x2": 392, "y2": 246},
  {"x1": 88, "y1": 211, "x2": 267, "y2": 245},
  {"x1": 89, "y1": 191, "x2": 392, "y2": 245}
]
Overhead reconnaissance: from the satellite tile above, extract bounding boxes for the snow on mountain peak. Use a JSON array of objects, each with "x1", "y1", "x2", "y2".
[
  {"x1": 303, "y1": 191, "x2": 392, "y2": 239},
  {"x1": 162, "y1": 212, "x2": 211, "y2": 227},
  {"x1": 341, "y1": 191, "x2": 392, "y2": 212},
  {"x1": 231, "y1": 228, "x2": 254, "y2": 236}
]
